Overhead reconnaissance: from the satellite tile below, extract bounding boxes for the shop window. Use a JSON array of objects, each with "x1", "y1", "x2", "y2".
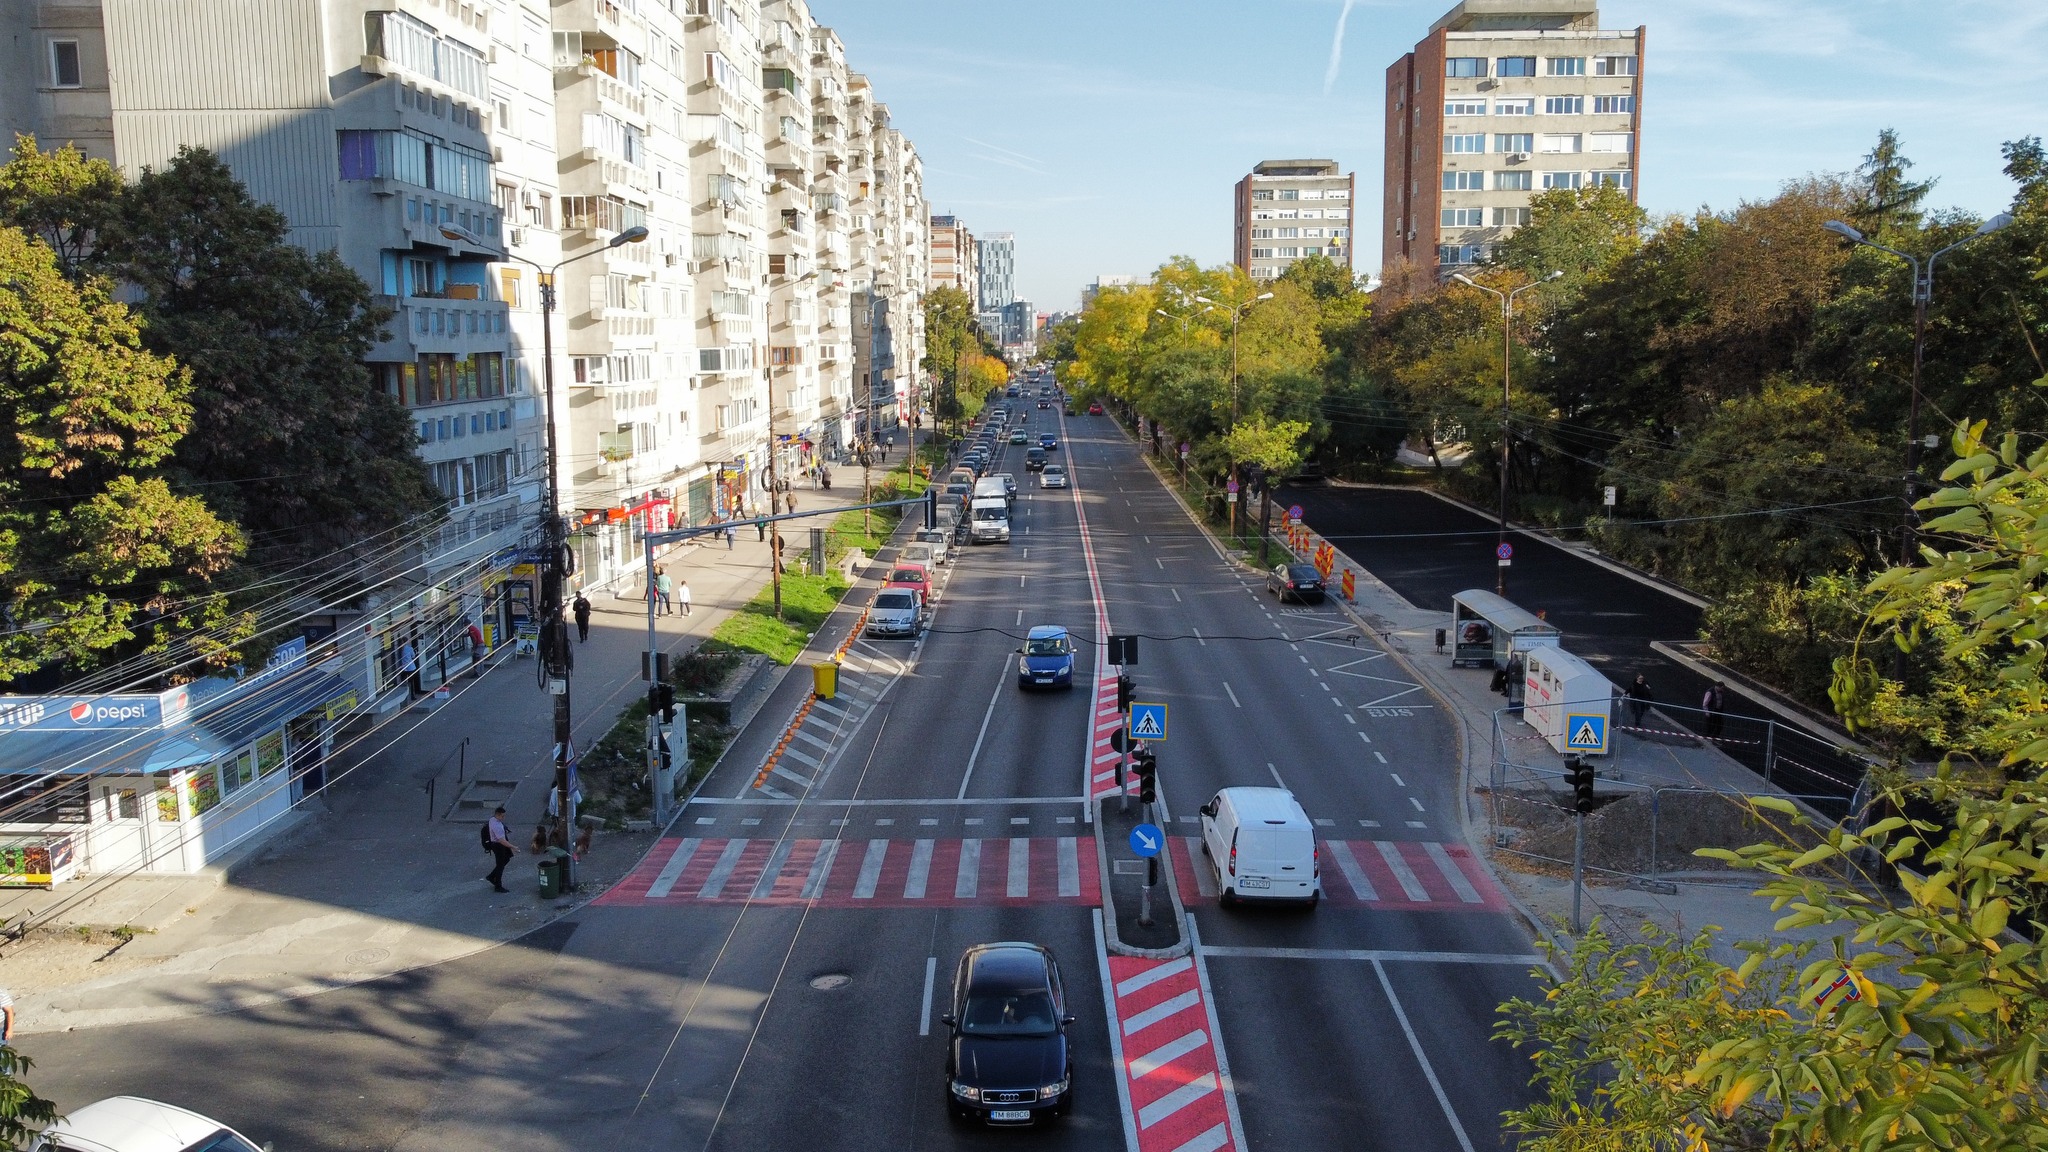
[
  {"x1": 156, "y1": 778, "x2": 181, "y2": 822},
  {"x1": 257, "y1": 733, "x2": 285, "y2": 777},
  {"x1": 187, "y1": 772, "x2": 221, "y2": 816}
]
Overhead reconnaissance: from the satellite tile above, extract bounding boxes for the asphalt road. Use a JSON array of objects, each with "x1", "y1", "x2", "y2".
[{"x1": 23, "y1": 407, "x2": 1543, "y2": 1151}]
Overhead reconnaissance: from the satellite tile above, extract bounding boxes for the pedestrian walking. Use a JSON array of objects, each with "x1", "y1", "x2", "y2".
[
  {"x1": 467, "y1": 620, "x2": 486, "y2": 676},
  {"x1": 820, "y1": 466, "x2": 832, "y2": 491},
  {"x1": 1702, "y1": 682, "x2": 1727, "y2": 741},
  {"x1": 1624, "y1": 674, "x2": 1653, "y2": 728},
  {"x1": 756, "y1": 514, "x2": 768, "y2": 541},
  {"x1": 724, "y1": 523, "x2": 736, "y2": 550},
  {"x1": 572, "y1": 592, "x2": 592, "y2": 641},
  {"x1": 483, "y1": 805, "x2": 516, "y2": 892},
  {"x1": 399, "y1": 639, "x2": 420, "y2": 697},
  {"x1": 786, "y1": 492, "x2": 799, "y2": 514},
  {"x1": 654, "y1": 567, "x2": 674, "y2": 616},
  {"x1": 678, "y1": 579, "x2": 692, "y2": 617}
]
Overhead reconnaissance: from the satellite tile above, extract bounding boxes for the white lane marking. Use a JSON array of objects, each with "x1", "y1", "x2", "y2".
[
  {"x1": 1171, "y1": 587, "x2": 1182, "y2": 602},
  {"x1": 1167, "y1": 1124, "x2": 1231, "y2": 1152},
  {"x1": 956, "y1": 656, "x2": 1014, "y2": 799},
  {"x1": 1343, "y1": 714, "x2": 1356, "y2": 725},
  {"x1": 955, "y1": 839, "x2": 981, "y2": 898},
  {"x1": 1377, "y1": 752, "x2": 1391, "y2": 766},
  {"x1": 1407, "y1": 820, "x2": 1428, "y2": 829},
  {"x1": 1139, "y1": 1072, "x2": 1218, "y2": 1129},
  {"x1": 1130, "y1": 1029, "x2": 1208, "y2": 1079},
  {"x1": 1318, "y1": 682, "x2": 1330, "y2": 692},
  {"x1": 1059, "y1": 836, "x2": 1081, "y2": 897},
  {"x1": 1222, "y1": 682, "x2": 1240, "y2": 708},
  {"x1": 1122, "y1": 989, "x2": 1202, "y2": 1036},
  {"x1": 1193, "y1": 627, "x2": 1206, "y2": 647},
  {"x1": 1331, "y1": 697, "x2": 1343, "y2": 707},
  {"x1": 1326, "y1": 841, "x2": 1378, "y2": 901},
  {"x1": 1299, "y1": 655, "x2": 1309, "y2": 663},
  {"x1": 919, "y1": 956, "x2": 938, "y2": 1037},
  {"x1": 1095, "y1": 911, "x2": 1144, "y2": 1152},
  {"x1": 1360, "y1": 819, "x2": 1381, "y2": 828},
  {"x1": 1185, "y1": 916, "x2": 1250, "y2": 1151},
  {"x1": 696, "y1": 838, "x2": 750, "y2": 899},
  {"x1": 1016, "y1": 609, "x2": 1023, "y2": 625},
  {"x1": 1020, "y1": 575, "x2": 1026, "y2": 587},
  {"x1": 1425, "y1": 841, "x2": 1483, "y2": 903},
  {"x1": 1202, "y1": 946, "x2": 1544, "y2": 965},
  {"x1": 1267, "y1": 762, "x2": 1287, "y2": 789},
  {"x1": 1007, "y1": 837, "x2": 1031, "y2": 897},
  {"x1": 1157, "y1": 557, "x2": 1164, "y2": 569},
  {"x1": 1376, "y1": 840, "x2": 1429, "y2": 901},
  {"x1": 1388, "y1": 771, "x2": 1401, "y2": 784},
  {"x1": 853, "y1": 838, "x2": 889, "y2": 899},
  {"x1": 647, "y1": 838, "x2": 702, "y2": 899},
  {"x1": 1184, "y1": 837, "x2": 1218, "y2": 897},
  {"x1": 904, "y1": 838, "x2": 935, "y2": 899},
  {"x1": 1358, "y1": 731, "x2": 1373, "y2": 744},
  {"x1": 1411, "y1": 797, "x2": 1426, "y2": 812},
  {"x1": 1023, "y1": 547, "x2": 1029, "y2": 559},
  {"x1": 1375, "y1": 958, "x2": 1478, "y2": 1152},
  {"x1": 688, "y1": 795, "x2": 1087, "y2": 807},
  {"x1": 1116, "y1": 956, "x2": 1194, "y2": 998},
  {"x1": 800, "y1": 840, "x2": 839, "y2": 898},
  {"x1": 749, "y1": 839, "x2": 797, "y2": 898},
  {"x1": 1360, "y1": 686, "x2": 1426, "y2": 708}
]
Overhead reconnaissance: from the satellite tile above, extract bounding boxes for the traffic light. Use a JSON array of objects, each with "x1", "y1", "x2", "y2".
[
  {"x1": 1116, "y1": 673, "x2": 1135, "y2": 713},
  {"x1": 924, "y1": 487, "x2": 938, "y2": 530},
  {"x1": 1567, "y1": 756, "x2": 1595, "y2": 814},
  {"x1": 653, "y1": 682, "x2": 677, "y2": 725},
  {"x1": 1132, "y1": 748, "x2": 1158, "y2": 804}
]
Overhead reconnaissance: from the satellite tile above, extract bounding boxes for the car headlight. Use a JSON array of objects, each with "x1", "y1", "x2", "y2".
[
  {"x1": 951, "y1": 1081, "x2": 981, "y2": 1101},
  {"x1": 1041, "y1": 1078, "x2": 1069, "y2": 1097},
  {"x1": 1019, "y1": 658, "x2": 1031, "y2": 674}
]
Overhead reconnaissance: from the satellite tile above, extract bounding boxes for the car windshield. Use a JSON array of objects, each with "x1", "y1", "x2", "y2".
[
  {"x1": 182, "y1": 1132, "x2": 265, "y2": 1152},
  {"x1": 1289, "y1": 565, "x2": 1321, "y2": 581},
  {"x1": 1026, "y1": 637, "x2": 1066, "y2": 656},
  {"x1": 889, "y1": 569, "x2": 923, "y2": 583},
  {"x1": 975, "y1": 507, "x2": 1005, "y2": 521},
  {"x1": 875, "y1": 591, "x2": 915, "y2": 608},
  {"x1": 960, "y1": 990, "x2": 1058, "y2": 1036},
  {"x1": 1045, "y1": 466, "x2": 1064, "y2": 475}
]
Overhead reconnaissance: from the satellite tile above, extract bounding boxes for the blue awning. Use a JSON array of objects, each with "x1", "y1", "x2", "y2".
[{"x1": 0, "y1": 670, "x2": 352, "y2": 778}]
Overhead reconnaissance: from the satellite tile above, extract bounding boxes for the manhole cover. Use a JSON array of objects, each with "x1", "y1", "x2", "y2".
[
  {"x1": 809, "y1": 973, "x2": 851, "y2": 991},
  {"x1": 344, "y1": 947, "x2": 391, "y2": 967}
]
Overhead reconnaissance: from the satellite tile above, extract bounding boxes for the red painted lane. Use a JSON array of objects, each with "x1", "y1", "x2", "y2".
[
  {"x1": 596, "y1": 836, "x2": 1102, "y2": 909},
  {"x1": 1106, "y1": 954, "x2": 1237, "y2": 1152}
]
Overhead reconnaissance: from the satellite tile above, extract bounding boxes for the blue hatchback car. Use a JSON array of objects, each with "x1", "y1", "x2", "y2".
[{"x1": 1017, "y1": 625, "x2": 1076, "y2": 690}]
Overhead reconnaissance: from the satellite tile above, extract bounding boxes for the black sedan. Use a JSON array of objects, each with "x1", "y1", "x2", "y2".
[
  {"x1": 1267, "y1": 562, "x2": 1326, "y2": 603},
  {"x1": 943, "y1": 942, "x2": 1074, "y2": 1125}
]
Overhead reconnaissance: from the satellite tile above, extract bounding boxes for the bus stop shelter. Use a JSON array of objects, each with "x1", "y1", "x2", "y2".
[{"x1": 1449, "y1": 589, "x2": 1562, "y2": 670}]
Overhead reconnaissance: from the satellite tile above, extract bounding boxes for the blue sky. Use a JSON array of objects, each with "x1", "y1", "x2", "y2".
[{"x1": 819, "y1": 0, "x2": 2045, "y2": 312}]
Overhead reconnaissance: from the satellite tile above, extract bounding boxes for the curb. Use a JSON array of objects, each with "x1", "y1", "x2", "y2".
[{"x1": 1093, "y1": 795, "x2": 1192, "y2": 960}]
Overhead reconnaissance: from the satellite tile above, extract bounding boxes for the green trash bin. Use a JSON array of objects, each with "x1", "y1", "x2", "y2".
[{"x1": 537, "y1": 847, "x2": 570, "y2": 898}]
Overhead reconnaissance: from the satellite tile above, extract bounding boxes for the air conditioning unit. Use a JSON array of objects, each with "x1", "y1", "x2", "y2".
[
  {"x1": 491, "y1": 145, "x2": 504, "y2": 163},
  {"x1": 509, "y1": 227, "x2": 526, "y2": 247},
  {"x1": 665, "y1": 253, "x2": 679, "y2": 266},
  {"x1": 1507, "y1": 153, "x2": 1530, "y2": 164}
]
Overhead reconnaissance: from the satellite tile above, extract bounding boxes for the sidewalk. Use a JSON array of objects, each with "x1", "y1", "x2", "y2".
[{"x1": 0, "y1": 474, "x2": 881, "y2": 1033}]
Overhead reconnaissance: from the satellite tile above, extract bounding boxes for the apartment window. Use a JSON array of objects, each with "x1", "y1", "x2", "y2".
[
  {"x1": 1441, "y1": 208, "x2": 1485, "y2": 228},
  {"x1": 1445, "y1": 133, "x2": 1487, "y2": 154},
  {"x1": 1438, "y1": 243, "x2": 1485, "y2": 265},
  {"x1": 1594, "y1": 55, "x2": 1637, "y2": 76},
  {"x1": 1330, "y1": 227, "x2": 1349, "y2": 238},
  {"x1": 1493, "y1": 207, "x2": 1532, "y2": 227},
  {"x1": 1251, "y1": 228, "x2": 1275, "y2": 239},
  {"x1": 1250, "y1": 247, "x2": 1274, "y2": 259},
  {"x1": 1277, "y1": 227, "x2": 1300, "y2": 238},
  {"x1": 1544, "y1": 95, "x2": 1584, "y2": 115},
  {"x1": 1494, "y1": 98, "x2": 1534, "y2": 116},
  {"x1": 1443, "y1": 171, "x2": 1485, "y2": 191},
  {"x1": 1539, "y1": 133, "x2": 1584, "y2": 153},
  {"x1": 1444, "y1": 98, "x2": 1487, "y2": 116},
  {"x1": 1496, "y1": 56, "x2": 1536, "y2": 77},
  {"x1": 1251, "y1": 210, "x2": 1275, "y2": 220},
  {"x1": 1278, "y1": 189, "x2": 1300, "y2": 200},
  {"x1": 1541, "y1": 171, "x2": 1585, "y2": 190},
  {"x1": 1277, "y1": 247, "x2": 1300, "y2": 257},
  {"x1": 1251, "y1": 189, "x2": 1274, "y2": 201},
  {"x1": 1593, "y1": 170, "x2": 1633, "y2": 189},
  {"x1": 1546, "y1": 56, "x2": 1586, "y2": 76},
  {"x1": 1276, "y1": 209, "x2": 1299, "y2": 219},
  {"x1": 1495, "y1": 133, "x2": 1534, "y2": 154},
  {"x1": 48, "y1": 39, "x2": 81, "y2": 88},
  {"x1": 1593, "y1": 95, "x2": 1635, "y2": 114},
  {"x1": 1445, "y1": 57, "x2": 1487, "y2": 78},
  {"x1": 1590, "y1": 132, "x2": 1634, "y2": 153},
  {"x1": 1495, "y1": 170, "x2": 1533, "y2": 191}
]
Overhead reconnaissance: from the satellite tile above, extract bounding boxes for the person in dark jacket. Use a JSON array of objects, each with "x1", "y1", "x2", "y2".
[
  {"x1": 1624, "y1": 674, "x2": 1654, "y2": 728},
  {"x1": 572, "y1": 592, "x2": 592, "y2": 642}
]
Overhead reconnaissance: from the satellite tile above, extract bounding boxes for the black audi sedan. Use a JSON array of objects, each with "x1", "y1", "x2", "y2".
[
  {"x1": 1267, "y1": 562, "x2": 1327, "y2": 604},
  {"x1": 942, "y1": 942, "x2": 1074, "y2": 1125}
]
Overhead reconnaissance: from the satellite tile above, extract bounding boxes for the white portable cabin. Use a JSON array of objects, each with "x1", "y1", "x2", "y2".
[
  {"x1": 1521, "y1": 646, "x2": 1615, "y2": 757},
  {"x1": 1449, "y1": 589, "x2": 1561, "y2": 669}
]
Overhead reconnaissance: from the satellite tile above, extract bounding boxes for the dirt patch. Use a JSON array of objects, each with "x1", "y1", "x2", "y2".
[
  {"x1": 1490, "y1": 786, "x2": 1828, "y2": 877},
  {"x1": 0, "y1": 924, "x2": 164, "y2": 992}
]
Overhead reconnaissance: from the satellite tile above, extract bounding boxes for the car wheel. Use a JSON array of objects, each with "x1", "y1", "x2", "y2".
[
  {"x1": 1220, "y1": 886, "x2": 1235, "y2": 906},
  {"x1": 1306, "y1": 891, "x2": 1321, "y2": 910}
]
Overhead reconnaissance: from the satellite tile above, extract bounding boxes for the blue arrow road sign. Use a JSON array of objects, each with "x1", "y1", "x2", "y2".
[
  {"x1": 1129, "y1": 824, "x2": 1162, "y2": 857},
  {"x1": 1130, "y1": 703, "x2": 1167, "y2": 740}
]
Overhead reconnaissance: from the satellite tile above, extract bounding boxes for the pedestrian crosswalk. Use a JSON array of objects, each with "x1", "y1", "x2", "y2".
[
  {"x1": 751, "y1": 644, "x2": 907, "y2": 799},
  {"x1": 1167, "y1": 836, "x2": 1505, "y2": 911},
  {"x1": 1088, "y1": 674, "x2": 1133, "y2": 803},
  {"x1": 1106, "y1": 953, "x2": 1238, "y2": 1152},
  {"x1": 598, "y1": 835, "x2": 1101, "y2": 908}
]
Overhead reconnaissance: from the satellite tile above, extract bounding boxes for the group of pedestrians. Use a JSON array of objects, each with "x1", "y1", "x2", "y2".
[
  {"x1": 1620, "y1": 673, "x2": 1728, "y2": 740},
  {"x1": 649, "y1": 566, "x2": 692, "y2": 617}
]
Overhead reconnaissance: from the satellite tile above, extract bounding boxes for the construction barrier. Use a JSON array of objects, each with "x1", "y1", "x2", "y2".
[{"x1": 1342, "y1": 569, "x2": 1356, "y2": 601}]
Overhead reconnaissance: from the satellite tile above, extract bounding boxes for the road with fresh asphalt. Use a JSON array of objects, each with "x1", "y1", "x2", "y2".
[{"x1": 23, "y1": 406, "x2": 1543, "y2": 1151}]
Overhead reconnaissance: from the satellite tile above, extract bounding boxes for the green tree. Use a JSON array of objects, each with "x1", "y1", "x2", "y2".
[
  {"x1": 920, "y1": 284, "x2": 977, "y2": 431},
  {"x1": 0, "y1": 134, "x2": 117, "y2": 272},
  {"x1": 1850, "y1": 128, "x2": 1936, "y2": 238},
  {"x1": 1220, "y1": 414, "x2": 1308, "y2": 557},
  {"x1": 0, "y1": 224, "x2": 244, "y2": 680},
  {"x1": 1490, "y1": 183, "x2": 1646, "y2": 296},
  {"x1": 0, "y1": 1047, "x2": 58, "y2": 1149}
]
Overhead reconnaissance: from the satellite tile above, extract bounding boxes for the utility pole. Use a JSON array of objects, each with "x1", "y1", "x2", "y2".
[
  {"x1": 1452, "y1": 271, "x2": 1559, "y2": 598},
  {"x1": 765, "y1": 361, "x2": 783, "y2": 619},
  {"x1": 1195, "y1": 290, "x2": 1272, "y2": 541}
]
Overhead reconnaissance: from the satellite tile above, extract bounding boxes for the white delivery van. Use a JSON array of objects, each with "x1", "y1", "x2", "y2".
[
  {"x1": 973, "y1": 476, "x2": 1010, "y2": 508},
  {"x1": 1198, "y1": 787, "x2": 1321, "y2": 907},
  {"x1": 969, "y1": 496, "x2": 1011, "y2": 543}
]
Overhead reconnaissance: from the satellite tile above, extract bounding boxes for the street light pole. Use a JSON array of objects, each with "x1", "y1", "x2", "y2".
[
  {"x1": 1195, "y1": 290, "x2": 1273, "y2": 541},
  {"x1": 443, "y1": 222, "x2": 647, "y2": 869},
  {"x1": 1452, "y1": 271, "x2": 1560, "y2": 597}
]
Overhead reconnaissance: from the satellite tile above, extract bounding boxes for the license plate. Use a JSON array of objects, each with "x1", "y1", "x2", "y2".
[
  {"x1": 989, "y1": 1110, "x2": 1030, "y2": 1121},
  {"x1": 1241, "y1": 877, "x2": 1271, "y2": 890},
  {"x1": 1036, "y1": 676, "x2": 1054, "y2": 683}
]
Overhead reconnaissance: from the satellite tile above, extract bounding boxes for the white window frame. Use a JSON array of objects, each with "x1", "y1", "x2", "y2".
[{"x1": 48, "y1": 38, "x2": 81, "y2": 88}]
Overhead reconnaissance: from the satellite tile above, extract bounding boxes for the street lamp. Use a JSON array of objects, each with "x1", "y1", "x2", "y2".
[
  {"x1": 1194, "y1": 291, "x2": 1274, "y2": 538},
  {"x1": 441, "y1": 221, "x2": 647, "y2": 864},
  {"x1": 763, "y1": 269, "x2": 821, "y2": 619},
  {"x1": 1452, "y1": 269, "x2": 1561, "y2": 597},
  {"x1": 1822, "y1": 214, "x2": 2013, "y2": 571}
]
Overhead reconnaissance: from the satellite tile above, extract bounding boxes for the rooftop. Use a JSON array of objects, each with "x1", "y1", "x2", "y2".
[
  {"x1": 1251, "y1": 159, "x2": 1341, "y2": 177},
  {"x1": 1430, "y1": 0, "x2": 1600, "y2": 34}
]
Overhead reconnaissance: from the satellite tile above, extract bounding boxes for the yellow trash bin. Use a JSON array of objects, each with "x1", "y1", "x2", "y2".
[{"x1": 812, "y1": 659, "x2": 838, "y2": 699}]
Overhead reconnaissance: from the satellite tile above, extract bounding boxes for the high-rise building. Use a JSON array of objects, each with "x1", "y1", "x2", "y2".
[
  {"x1": 1082, "y1": 274, "x2": 1135, "y2": 308},
  {"x1": 1232, "y1": 160, "x2": 1356, "y2": 281},
  {"x1": 976, "y1": 231, "x2": 1014, "y2": 311},
  {"x1": 928, "y1": 213, "x2": 976, "y2": 295},
  {"x1": 1383, "y1": 0, "x2": 1644, "y2": 282},
  {"x1": 1000, "y1": 298, "x2": 1035, "y2": 350}
]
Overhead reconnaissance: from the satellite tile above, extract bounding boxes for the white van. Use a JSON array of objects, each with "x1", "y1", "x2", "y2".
[
  {"x1": 969, "y1": 496, "x2": 1011, "y2": 543},
  {"x1": 1198, "y1": 787, "x2": 1321, "y2": 906},
  {"x1": 973, "y1": 476, "x2": 1010, "y2": 507}
]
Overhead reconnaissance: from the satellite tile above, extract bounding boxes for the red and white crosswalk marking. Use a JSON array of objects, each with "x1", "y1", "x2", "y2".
[
  {"x1": 1089, "y1": 673, "x2": 1133, "y2": 803},
  {"x1": 595, "y1": 836, "x2": 1100, "y2": 909},
  {"x1": 1105, "y1": 953, "x2": 1240, "y2": 1152},
  {"x1": 1167, "y1": 837, "x2": 1505, "y2": 911}
]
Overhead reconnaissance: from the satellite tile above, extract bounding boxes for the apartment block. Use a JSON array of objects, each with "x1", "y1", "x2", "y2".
[
  {"x1": 1232, "y1": 159, "x2": 1356, "y2": 281},
  {"x1": 976, "y1": 231, "x2": 1014, "y2": 312},
  {"x1": 1383, "y1": 0, "x2": 1643, "y2": 280},
  {"x1": 928, "y1": 213, "x2": 977, "y2": 296}
]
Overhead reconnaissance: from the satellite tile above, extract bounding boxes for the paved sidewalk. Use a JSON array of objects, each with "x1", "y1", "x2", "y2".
[{"x1": 0, "y1": 471, "x2": 888, "y2": 1033}]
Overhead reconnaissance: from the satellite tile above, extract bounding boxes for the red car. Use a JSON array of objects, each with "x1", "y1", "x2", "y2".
[
  {"x1": 1086, "y1": 401, "x2": 1104, "y2": 415},
  {"x1": 884, "y1": 562, "x2": 931, "y2": 602}
]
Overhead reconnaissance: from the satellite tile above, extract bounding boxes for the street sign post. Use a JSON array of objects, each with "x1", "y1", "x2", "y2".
[
  {"x1": 1287, "y1": 504, "x2": 1303, "y2": 522},
  {"x1": 1129, "y1": 703, "x2": 1167, "y2": 740},
  {"x1": 1128, "y1": 824, "x2": 1162, "y2": 857},
  {"x1": 1497, "y1": 541, "x2": 1513, "y2": 568}
]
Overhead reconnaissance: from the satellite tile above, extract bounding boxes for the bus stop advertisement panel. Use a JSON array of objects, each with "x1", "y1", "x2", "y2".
[
  {"x1": 1450, "y1": 588, "x2": 1562, "y2": 669},
  {"x1": 1522, "y1": 645, "x2": 1615, "y2": 757}
]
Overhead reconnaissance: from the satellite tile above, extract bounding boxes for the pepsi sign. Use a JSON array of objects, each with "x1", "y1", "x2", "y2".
[{"x1": 0, "y1": 690, "x2": 180, "y2": 731}]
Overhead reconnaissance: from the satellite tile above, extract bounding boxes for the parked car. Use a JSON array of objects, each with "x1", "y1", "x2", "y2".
[
  {"x1": 1266, "y1": 562, "x2": 1326, "y2": 604},
  {"x1": 1086, "y1": 401, "x2": 1104, "y2": 415},
  {"x1": 1016, "y1": 625, "x2": 1076, "y2": 689},
  {"x1": 884, "y1": 562, "x2": 932, "y2": 601},
  {"x1": 901, "y1": 542, "x2": 943, "y2": 569},
  {"x1": 943, "y1": 942, "x2": 1075, "y2": 1125},
  {"x1": 1040, "y1": 464, "x2": 1068, "y2": 489},
  {"x1": 913, "y1": 527, "x2": 954, "y2": 565},
  {"x1": 865, "y1": 588, "x2": 922, "y2": 638},
  {"x1": 26, "y1": 1097, "x2": 266, "y2": 1152},
  {"x1": 1199, "y1": 787, "x2": 1321, "y2": 906}
]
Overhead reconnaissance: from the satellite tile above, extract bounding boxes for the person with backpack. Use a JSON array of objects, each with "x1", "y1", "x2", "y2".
[{"x1": 483, "y1": 805, "x2": 516, "y2": 892}]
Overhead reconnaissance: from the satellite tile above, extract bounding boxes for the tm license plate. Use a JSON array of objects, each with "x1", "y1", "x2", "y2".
[
  {"x1": 989, "y1": 1110, "x2": 1031, "y2": 1121},
  {"x1": 1240, "y1": 877, "x2": 1271, "y2": 890}
]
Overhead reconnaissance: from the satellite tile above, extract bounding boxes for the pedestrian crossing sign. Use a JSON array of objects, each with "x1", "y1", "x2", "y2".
[
  {"x1": 1130, "y1": 703, "x2": 1167, "y2": 740},
  {"x1": 1566, "y1": 714, "x2": 1607, "y2": 752}
]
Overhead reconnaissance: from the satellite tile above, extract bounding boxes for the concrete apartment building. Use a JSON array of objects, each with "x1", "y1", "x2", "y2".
[
  {"x1": 928, "y1": 213, "x2": 977, "y2": 296},
  {"x1": 1382, "y1": 0, "x2": 1644, "y2": 280},
  {"x1": 1232, "y1": 159, "x2": 1356, "y2": 281},
  {"x1": 976, "y1": 230, "x2": 1014, "y2": 312}
]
